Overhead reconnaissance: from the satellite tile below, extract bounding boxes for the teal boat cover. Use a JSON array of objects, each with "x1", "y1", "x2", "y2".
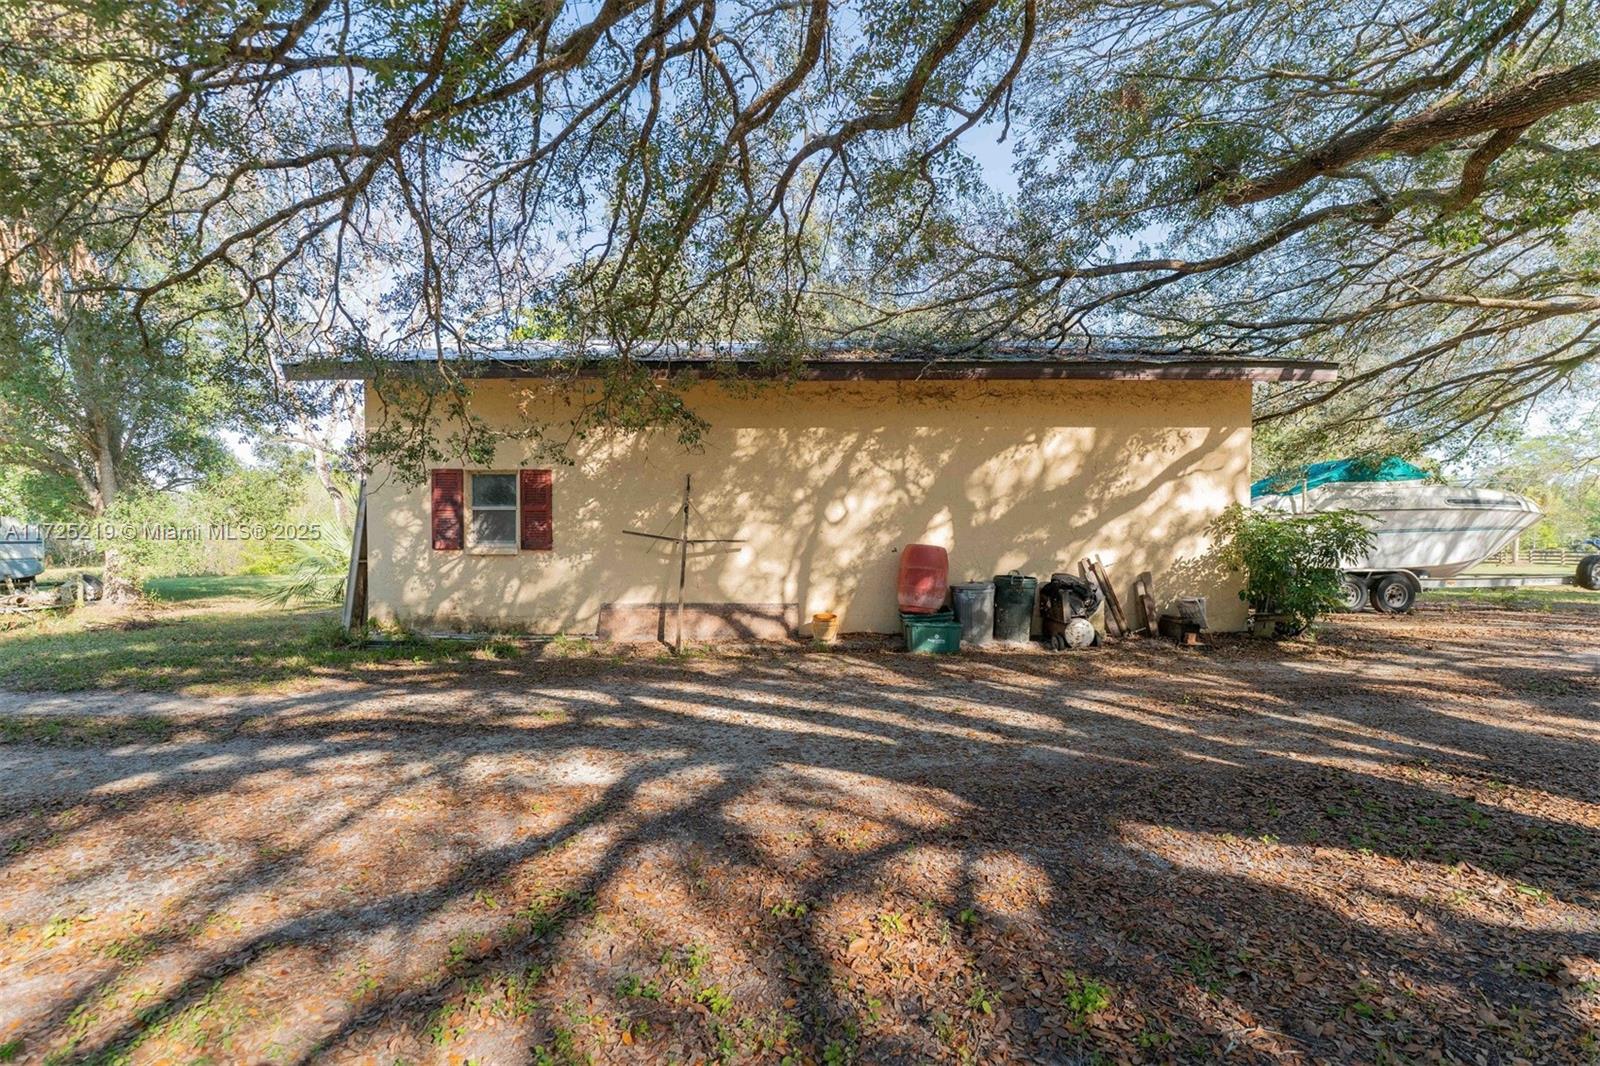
[{"x1": 1251, "y1": 457, "x2": 1429, "y2": 498}]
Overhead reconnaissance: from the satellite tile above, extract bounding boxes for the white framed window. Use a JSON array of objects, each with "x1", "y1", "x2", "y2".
[{"x1": 468, "y1": 472, "x2": 518, "y2": 549}]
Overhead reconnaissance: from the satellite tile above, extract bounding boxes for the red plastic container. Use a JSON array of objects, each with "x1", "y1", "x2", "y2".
[{"x1": 898, "y1": 544, "x2": 950, "y2": 614}]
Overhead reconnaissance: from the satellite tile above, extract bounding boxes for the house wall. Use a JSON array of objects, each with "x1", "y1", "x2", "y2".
[{"x1": 363, "y1": 377, "x2": 1252, "y2": 634}]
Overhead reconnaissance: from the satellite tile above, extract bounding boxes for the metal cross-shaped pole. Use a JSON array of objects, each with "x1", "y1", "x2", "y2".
[{"x1": 621, "y1": 475, "x2": 745, "y2": 653}]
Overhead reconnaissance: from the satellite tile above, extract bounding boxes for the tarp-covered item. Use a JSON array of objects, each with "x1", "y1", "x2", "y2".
[{"x1": 1251, "y1": 457, "x2": 1429, "y2": 499}]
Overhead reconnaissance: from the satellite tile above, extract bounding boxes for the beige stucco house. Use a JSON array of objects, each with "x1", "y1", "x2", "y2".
[{"x1": 291, "y1": 345, "x2": 1335, "y2": 638}]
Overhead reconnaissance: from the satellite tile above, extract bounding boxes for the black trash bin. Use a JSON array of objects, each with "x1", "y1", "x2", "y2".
[{"x1": 991, "y1": 572, "x2": 1037, "y2": 643}]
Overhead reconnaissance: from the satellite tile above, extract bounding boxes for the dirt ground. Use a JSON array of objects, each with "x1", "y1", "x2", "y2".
[{"x1": 1, "y1": 604, "x2": 1596, "y2": 1064}]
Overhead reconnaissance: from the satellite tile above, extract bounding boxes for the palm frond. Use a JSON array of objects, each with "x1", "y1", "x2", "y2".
[{"x1": 258, "y1": 529, "x2": 351, "y2": 608}]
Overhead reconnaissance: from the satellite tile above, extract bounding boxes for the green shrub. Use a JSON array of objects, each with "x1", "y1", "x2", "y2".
[{"x1": 1210, "y1": 504, "x2": 1374, "y2": 634}]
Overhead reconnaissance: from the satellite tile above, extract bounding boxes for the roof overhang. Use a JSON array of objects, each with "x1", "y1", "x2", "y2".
[{"x1": 283, "y1": 343, "x2": 1338, "y2": 384}]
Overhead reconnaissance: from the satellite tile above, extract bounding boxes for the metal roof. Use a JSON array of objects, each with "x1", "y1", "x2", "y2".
[{"x1": 283, "y1": 340, "x2": 1337, "y2": 382}]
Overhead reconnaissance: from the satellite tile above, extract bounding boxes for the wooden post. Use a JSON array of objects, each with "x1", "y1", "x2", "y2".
[
  {"x1": 1093, "y1": 556, "x2": 1129, "y2": 637},
  {"x1": 676, "y1": 475, "x2": 690, "y2": 654},
  {"x1": 341, "y1": 480, "x2": 367, "y2": 634},
  {"x1": 1081, "y1": 559, "x2": 1120, "y2": 638},
  {"x1": 1135, "y1": 571, "x2": 1158, "y2": 636}
]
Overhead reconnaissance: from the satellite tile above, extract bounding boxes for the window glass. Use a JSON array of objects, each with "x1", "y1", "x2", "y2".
[
  {"x1": 470, "y1": 473, "x2": 518, "y2": 547},
  {"x1": 472, "y1": 473, "x2": 517, "y2": 508},
  {"x1": 472, "y1": 509, "x2": 517, "y2": 546}
]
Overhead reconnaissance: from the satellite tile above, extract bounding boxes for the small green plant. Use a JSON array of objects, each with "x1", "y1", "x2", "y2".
[
  {"x1": 481, "y1": 636, "x2": 521, "y2": 660},
  {"x1": 41, "y1": 913, "x2": 83, "y2": 942},
  {"x1": 681, "y1": 942, "x2": 711, "y2": 981},
  {"x1": 426, "y1": 1002, "x2": 462, "y2": 1046},
  {"x1": 769, "y1": 899, "x2": 809, "y2": 919},
  {"x1": 101, "y1": 934, "x2": 157, "y2": 963},
  {"x1": 823, "y1": 1038, "x2": 853, "y2": 1065},
  {"x1": 1347, "y1": 978, "x2": 1383, "y2": 1020},
  {"x1": 696, "y1": 984, "x2": 733, "y2": 1014},
  {"x1": 967, "y1": 974, "x2": 996, "y2": 1016},
  {"x1": 1182, "y1": 941, "x2": 1216, "y2": 981},
  {"x1": 617, "y1": 975, "x2": 661, "y2": 1000},
  {"x1": 445, "y1": 934, "x2": 473, "y2": 971},
  {"x1": 530, "y1": 1023, "x2": 581, "y2": 1066},
  {"x1": 1061, "y1": 970, "x2": 1112, "y2": 1026},
  {"x1": 877, "y1": 911, "x2": 904, "y2": 935},
  {"x1": 0, "y1": 1039, "x2": 22, "y2": 1062},
  {"x1": 350, "y1": 960, "x2": 380, "y2": 999},
  {"x1": 1513, "y1": 958, "x2": 1556, "y2": 979},
  {"x1": 548, "y1": 634, "x2": 597, "y2": 656},
  {"x1": 1210, "y1": 503, "x2": 1374, "y2": 635}
]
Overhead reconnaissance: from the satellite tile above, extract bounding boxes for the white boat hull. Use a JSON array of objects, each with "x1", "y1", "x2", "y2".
[{"x1": 1253, "y1": 483, "x2": 1542, "y2": 580}]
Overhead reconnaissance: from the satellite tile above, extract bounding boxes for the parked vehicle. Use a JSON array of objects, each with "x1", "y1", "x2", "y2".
[
  {"x1": 0, "y1": 519, "x2": 46, "y2": 585},
  {"x1": 1252, "y1": 460, "x2": 1543, "y2": 612},
  {"x1": 1578, "y1": 550, "x2": 1600, "y2": 591}
]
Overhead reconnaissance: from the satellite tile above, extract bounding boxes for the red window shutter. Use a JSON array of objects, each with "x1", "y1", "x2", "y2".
[
  {"x1": 520, "y1": 468, "x2": 553, "y2": 551},
  {"x1": 431, "y1": 469, "x2": 464, "y2": 550}
]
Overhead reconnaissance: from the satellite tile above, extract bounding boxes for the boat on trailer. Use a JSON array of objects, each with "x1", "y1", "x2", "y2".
[{"x1": 1251, "y1": 459, "x2": 1543, "y2": 612}]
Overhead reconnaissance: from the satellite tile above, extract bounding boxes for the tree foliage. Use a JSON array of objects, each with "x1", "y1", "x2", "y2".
[
  {"x1": 0, "y1": 268, "x2": 239, "y2": 516},
  {"x1": 2, "y1": 0, "x2": 1598, "y2": 463},
  {"x1": 1475, "y1": 421, "x2": 1600, "y2": 544},
  {"x1": 0, "y1": 15, "x2": 273, "y2": 523}
]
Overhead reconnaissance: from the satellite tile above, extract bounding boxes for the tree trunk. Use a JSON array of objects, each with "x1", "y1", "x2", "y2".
[
  {"x1": 89, "y1": 429, "x2": 138, "y2": 603},
  {"x1": 99, "y1": 545, "x2": 138, "y2": 603},
  {"x1": 311, "y1": 445, "x2": 351, "y2": 530}
]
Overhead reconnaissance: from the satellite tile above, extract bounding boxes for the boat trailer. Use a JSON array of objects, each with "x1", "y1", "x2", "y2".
[{"x1": 1340, "y1": 563, "x2": 1587, "y2": 613}]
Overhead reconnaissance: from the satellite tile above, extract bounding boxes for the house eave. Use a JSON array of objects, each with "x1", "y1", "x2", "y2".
[{"x1": 284, "y1": 356, "x2": 1338, "y2": 384}]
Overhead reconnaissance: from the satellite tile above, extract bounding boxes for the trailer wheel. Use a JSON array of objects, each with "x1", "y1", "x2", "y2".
[
  {"x1": 1338, "y1": 574, "x2": 1369, "y2": 612},
  {"x1": 1578, "y1": 554, "x2": 1600, "y2": 591},
  {"x1": 1371, "y1": 574, "x2": 1417, "y2": 614}
]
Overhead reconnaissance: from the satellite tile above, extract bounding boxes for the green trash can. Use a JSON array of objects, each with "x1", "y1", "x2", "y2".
[
  {"x1": 899, "y1": 608, "x2": 953, "y2": 646},
  {"x1": 992, "y1": 572, "x2": 1037, "y2": 643},
  {"x1": 905, "y1": 617, "x2": 962, "y2": 654}
]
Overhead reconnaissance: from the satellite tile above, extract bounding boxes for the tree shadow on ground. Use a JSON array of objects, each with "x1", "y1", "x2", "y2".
[{"x1": 0, "y1": 606, "x2": 1596, "y2": 1064}]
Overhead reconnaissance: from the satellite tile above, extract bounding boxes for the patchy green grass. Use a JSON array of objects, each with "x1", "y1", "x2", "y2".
[
  {"x1": 1427, "y1": 585, "x2": 1600, "y2": 612},
  {"x1": 1458, "y1": 562, "x2": 1575, "y2": 576},
  {"x1": 0, "y1": 579, "x2": 502, "y2": 694},
  {"x1": 142, "y1": 574, "x2": 280, "y2": 602},
  {"x1": 0, "y1": 713, "x2": 175, "y2": 746}
]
